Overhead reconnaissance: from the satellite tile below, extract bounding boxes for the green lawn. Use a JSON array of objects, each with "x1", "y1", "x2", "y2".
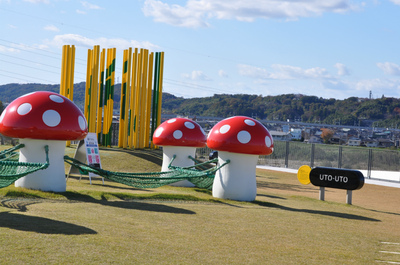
[{"x1": 0, "y1": 145, "x2": 399, "y2": 264}]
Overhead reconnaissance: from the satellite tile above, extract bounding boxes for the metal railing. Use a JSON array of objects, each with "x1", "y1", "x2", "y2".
[{"x1": 197, "y1": 141, "x2": 400, "y2": 180}]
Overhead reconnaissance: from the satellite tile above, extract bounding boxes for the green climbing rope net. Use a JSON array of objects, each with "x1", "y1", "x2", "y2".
[
  {"x1": 64, "y1": 155, "x2": 229, "y2": 190},
  {"x1": 0, "y1": 145, "x2": 50, "y2": 188}
]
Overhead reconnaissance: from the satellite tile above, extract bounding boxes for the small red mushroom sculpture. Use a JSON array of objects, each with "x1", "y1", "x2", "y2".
[
  {"x1": 207, "y1": 116, "x2": 274, "y2": 201},
  {"x1": 0, "y1": 91, "x2": 88, "y2": 192},
  {"x1": 153, "y1": 117, "x2": 207, "y2": 187}
]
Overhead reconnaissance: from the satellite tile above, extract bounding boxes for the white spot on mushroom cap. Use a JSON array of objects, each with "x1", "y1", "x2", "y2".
[
  {"x1": 78, "y1": 116, "x2": 87, "y2": 131},
  {"x1": 244, "y1": 119, "x2": 256, "y2": 126},
  {"x1": 237, "y1": 130, "x2": 251, "y2": 144},
  {"x1": 17, "y1": 103, "x2": 32, "y2": 115},
  {"x1": 42, "y1": 109, "x2": 61, "y2": 127},
  {"x1": 167, "y1": 118, "x2": 176, "y2": 123},
  {"x1": 154, "y1": 127, "x2": 164, "y2": 137},
  {"x1": 173, "y1": 130, "x2": 183, "y2": 139},
  {"x1": 220, "y1": 124, "x2": 230, "y2": 134},
  {"x1": 0, "y1": 109, "x2": 6, "y2": 123},
  {"x1": 49, "y1": 94, "x2": 64, "y2": 103},
  {"x1": 265, "y1": 135, "x2": 272, "y2": 147},
  {"x1": 184, "y1": 121, "x2": 195, "y2": 129}
]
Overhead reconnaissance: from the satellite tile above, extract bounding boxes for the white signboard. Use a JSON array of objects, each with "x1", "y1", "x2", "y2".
[
  {"x1": 67, "y1": 132, "x2": 104, "y2": 184},
  {"x1": 84, "y1": 132, "x2": 102, "y2": 173}
]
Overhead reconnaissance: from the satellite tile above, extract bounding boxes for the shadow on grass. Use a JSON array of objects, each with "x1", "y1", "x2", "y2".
[
  {"x1": 256, "y1": 193, "x2": 287, "y2": 200},
  {"x1": 256, "y1": 181, "x2": 317, "y2": 193},
  {"x1": 0, "y1": 198, "x2": 39, "y2": 212},
  {"x1": 252, "y1": 200, "x2": 381, "y2": 222},
  {"x1": 61, "y1": 192, "x2": 196, "y2": 215},
  {"x1": 101, "y1": 147, "x2": 163, "y2": 166},
  {"x1": 0, "y1": 211, "x2": 97, "y2": 235}
]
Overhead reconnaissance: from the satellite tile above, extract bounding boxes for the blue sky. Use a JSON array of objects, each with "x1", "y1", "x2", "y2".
[{"x1": 1, "y1": 0, "x2": 400, "y2": 100}]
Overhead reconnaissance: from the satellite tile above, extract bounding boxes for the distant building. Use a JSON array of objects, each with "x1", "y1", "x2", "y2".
[
  {"x1": 290, "y1": 128, "x2": 302, "y2": 140},
  {"x1": 378, "y1": 138, "x2": 394, "y2": 148},
  {"x1": 347, "y1": 138, "x2": 362, "y2": 146},
  {"x1": 364, "y1": 139, "x2": 379, "y2": 148},
  {"x1": 308, "y1": 135, "x2": 323, "y2": 144},
  {"x1": 270, "y1": 131, "x2": 292, "y2": 141}
]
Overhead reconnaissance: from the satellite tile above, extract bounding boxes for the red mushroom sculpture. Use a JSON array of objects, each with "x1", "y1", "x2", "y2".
[
  {"x1": 0, "y1": 91, "x2": 88, "y2": 192},
  {"x1": 207, "y1": 116, "x2": 273, "y2": 201},
  {"x1": 153, "y1": 117, "x2": 206, "y2": 187}
]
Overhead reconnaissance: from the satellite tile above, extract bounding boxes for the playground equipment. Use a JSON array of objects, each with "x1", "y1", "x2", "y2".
[
  {"x1": 0, "y1": 91, "x2": 88, "y2": 192},
  {"x1": 60, "y1": 44, "x2": 164, "y2": 149},
  {"x1": 64, "y1": 154, "x2": 228, "y2": 190},
  {"x1": 152, "y1": 117, "x2": 207, "y2": 187},
  {"x1": 207, "y1": 116, "x2": 274, "y2": 201}
]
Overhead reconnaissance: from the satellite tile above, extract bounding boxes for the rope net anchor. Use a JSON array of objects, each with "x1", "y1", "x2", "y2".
[{"x1": 0, "y1": 145, "x2": 50, "y2": 188}]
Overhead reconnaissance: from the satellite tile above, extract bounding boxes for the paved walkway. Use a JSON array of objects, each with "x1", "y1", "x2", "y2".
[{"x1": 257, "y1": 165, "x2": 400, "y2": 189}]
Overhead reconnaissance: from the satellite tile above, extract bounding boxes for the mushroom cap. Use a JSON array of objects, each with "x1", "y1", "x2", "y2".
[
  {"x1": 207, "y1": 116, "x2": 274, "y2": 155},
  {"x1": 0, "y1": 91, "x2": 88, "y2": 141},
  {"x1": 153, "y1": 118, "x2": 206, "y2": 147}
]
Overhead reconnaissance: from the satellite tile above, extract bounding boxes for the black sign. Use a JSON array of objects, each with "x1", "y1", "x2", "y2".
[{"x1": 310, "y1": 167, "x2": 364, "y2": 190}]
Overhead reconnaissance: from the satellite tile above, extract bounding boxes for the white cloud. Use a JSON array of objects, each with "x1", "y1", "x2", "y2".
[
  {"x1": 355, "y1": 78, "x2": 400, "y2": 96},
  {"x1": 23, "y1": 0, "x2": 49, "y2": 3},
  {"x1": 334, "y1": 63, "x2": 350, "y2": 76},
  {"x1": 44, "y1": 25, "x2": 60, "y2": 32},
  {"x1": 389, "y1": 0, "x2": 400, "y2": 5},
  {"x1": 76, "y1": 9, "x2": 86, "y2": 14},
  {"x1": 46, "y1": 34, "x2": 160, "y2": 51},
  {"x1": 0, "y1": 45, "x2": 20, "y2": 53},
  {"x1": 81, "y1": 1, "x2": 102, "y2": 10},
  {"x1": 182, "y1": 70, "x2": 212, "y2": 81},
  {"x1": 377, "y1": 62, "x2": 400, "y2": 75},
  {"x1": 143, "y1": 0, "x2": 357, "y2": 28},
  {"x1": 238, "y1": 64, "x2": 332, "y2": 80},
  {"x1": 218, "y1": 69, "x2": 228, "y2": 77},
  {"x1": 237, "y1": 64, "x2": 271, "y2": 79}
]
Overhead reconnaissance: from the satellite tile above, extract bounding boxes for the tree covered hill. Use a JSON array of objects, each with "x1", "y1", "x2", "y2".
[{"x1": 1, "y1": 83, "x2": 400, "y2": 127}]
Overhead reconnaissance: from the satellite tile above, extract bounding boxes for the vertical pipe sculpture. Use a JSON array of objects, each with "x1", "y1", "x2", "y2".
[
  {"x1": 129, "y1": 50, "x2": 137, "y2": 148},
  {"x1": 151, "y1": 52, "x2": 160, "y2": 148},
  {"x1": 144, "y1": 52, "x2": 154, "y2": 148},
  {"x1": 97, "y1": 48, "x2": 106, "y2": 143},
  {"x1": 60, "y1": 45, "x2": 76, "y2": 147},
  {"x1": 118, "y1": 49, "x2": 128, "y2": 148}
]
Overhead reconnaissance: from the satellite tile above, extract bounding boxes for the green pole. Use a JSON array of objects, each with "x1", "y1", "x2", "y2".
[{"x1": 151, "y1": 52, "x2": 160, "y2": 142}]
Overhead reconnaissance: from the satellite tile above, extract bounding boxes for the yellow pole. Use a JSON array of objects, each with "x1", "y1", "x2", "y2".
[
  {"x1": 139, "y1": 49, "x2": 148, "y2": 148},
  {"x1": 124, "y1": 47, "x2": 132, "y2": 148},
  {"x1": 60, "y1": 45, "x2": 68, "y2": 96},
  {"x1": 134, "y1": 48, "x2": 142, "y2": 148},
  {"x1": 144, "y1": 52, "x2": 154, "y2": 148},
  {"x1": 118, "y1": 49, "x2": 128, "y2": 148},
  {"x1": 89, "y1": 45, "x2": 100, "y2": 133},
  {"x1": 84, "y1": 49, "x2": 92, "y2": 121},
  {"x1": 129, "y1": 50, "x2": 137, "y2": 148},
  {"x1": 97, "y1": 48, "x2": 106, "y2": 143},
  {"x1": 67, "y1": 45, "x2": 75, "y2": 101}
]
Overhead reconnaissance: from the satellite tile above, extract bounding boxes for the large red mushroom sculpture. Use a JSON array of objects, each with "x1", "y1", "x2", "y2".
[
  {"x1": 153, "y1": 117, "x2": 206, "y2": 187},
  {"x1": 0, "y1": 91, "x2": 88, "y2": 192},
  {"x1": 207, "y1": 116, "x2": 274, "y2": 201}
]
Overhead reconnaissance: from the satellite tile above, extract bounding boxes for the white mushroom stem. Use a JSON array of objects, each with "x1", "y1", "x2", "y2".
[
  {"x1": 212, "y1": 151, "x2": 258, "y2": 201},
  {"x1": 161, "y1": 146, "x2": 196, "y2": 187},
  {"x1": 15, "y1": 139, "x2": 67, "y2": 192}
]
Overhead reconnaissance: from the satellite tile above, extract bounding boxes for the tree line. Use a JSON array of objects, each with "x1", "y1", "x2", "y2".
[{"x1": 1, "y1": 83, "x2": 400, "y2": 127}]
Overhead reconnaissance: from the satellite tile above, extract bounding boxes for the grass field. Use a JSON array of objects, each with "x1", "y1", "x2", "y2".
[{"x1": 0, "y1": 145, "x2": 399, "y2": 264}]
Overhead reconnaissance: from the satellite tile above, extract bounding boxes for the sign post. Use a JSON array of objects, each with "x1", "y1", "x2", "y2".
[{"x1": 297, "y1": 165, "x2": 364, "y2": 204}]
